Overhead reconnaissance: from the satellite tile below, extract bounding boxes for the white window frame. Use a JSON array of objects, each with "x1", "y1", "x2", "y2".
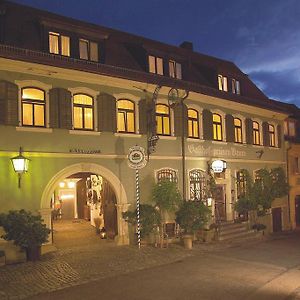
[
  {"x1": 155, "y1": 98, "x2": 175, "y2": 137},
  {"x1": 267, "y1": 122, "x2": 278, "y2": 148},
  {"x1": 232, "y1": 79, "x2": 240, "y2": 95},
  {"x1": 148, "y1": 55, "x2": 164, "y2": 75},
  {"x1": 68, "y1": 87, "x2": 99, "y2": 132},
  {"x1": 218, "y1": 75, "x2": 228, "y2": 92},
  {"x1": 188, "y1": 168, "x2": 207, "y2": 201},
  {"x1": 233, "y1": 114, "x2": 246, "y2": 144},
  {"x1": 169, "y1": 60, "x2": 182, "y2": 79},
  {"x1": 252, "y1": 118, "x2": 263, "y2": 146},
  {"x1": 15, "y1": 80, "x2": 52, "y2": 129},
  {"x1": 49, "y1": 32, "x2": 70, "y2": 56},
  {"x1": 211, "y1": 109, "x2": 226, "y2": 142}
]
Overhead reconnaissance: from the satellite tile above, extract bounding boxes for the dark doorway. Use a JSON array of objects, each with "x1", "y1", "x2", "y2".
[
  {"x1": 295, "y1": 196, "x2": 300, "y2": 226},
  {"x1": 272, "y1": 207, "x2": 282, "y2": 232},
  {"x1": 215, "y1": 185, "x2": 226, "y2": 222}
]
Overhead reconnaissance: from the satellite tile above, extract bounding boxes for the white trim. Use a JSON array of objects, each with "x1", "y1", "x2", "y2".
[
  {"x1": 113, "y1": 93, "x2": 140, "y2": 102},
  {"x1": 157, "y1": 135, "x2": 177, "y2": 141},
  {"x1": 68, "y1": 87, "x2": 99, "y2": 98},
  {"x1": 69, "y1": 130, "x2": 101, "y2": 136},
  {"x1": 114, "y1": 133, "x2": 142, "y2": 138},
  {"x1": 15, "y1": 126, "x2": 53, "y2": 133},
  {"x1": 15, "y1": 80, "x2": 52, "y2": 128}
]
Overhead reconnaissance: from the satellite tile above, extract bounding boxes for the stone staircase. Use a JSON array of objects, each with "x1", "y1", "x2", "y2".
[{"x1": 217, "y1": 221, "x2": 260, "y2": 241}]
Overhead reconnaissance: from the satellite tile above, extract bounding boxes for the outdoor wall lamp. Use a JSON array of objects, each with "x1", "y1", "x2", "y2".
[{"x1": 10, "y1": 147, "x2": 30, "y2": 188}]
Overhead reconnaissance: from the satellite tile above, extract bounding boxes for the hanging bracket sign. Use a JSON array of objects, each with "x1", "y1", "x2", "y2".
[{"x1": 128, "y1": 146, "x2": 147, "y2": 169}]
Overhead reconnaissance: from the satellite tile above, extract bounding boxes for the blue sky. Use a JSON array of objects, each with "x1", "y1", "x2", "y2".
[{"x1": 12, "y1": 0, "x2": 300, "y2": 106}]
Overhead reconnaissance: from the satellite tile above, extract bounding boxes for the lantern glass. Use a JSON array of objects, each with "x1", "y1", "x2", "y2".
[{"x1": 11, "y1": 155, "x2": 29, "y2": 173}]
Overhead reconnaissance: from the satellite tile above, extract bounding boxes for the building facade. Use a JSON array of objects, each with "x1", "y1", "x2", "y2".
[{"x1": 0, "y1": 1, "x2": 294, "y2": 246}]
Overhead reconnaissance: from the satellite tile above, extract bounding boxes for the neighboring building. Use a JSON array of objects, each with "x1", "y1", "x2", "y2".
[
  {"x1": 283, "y1": 105, "x2": 300, "y2": 229},
  {"x1": 0, "y1": 1, "x2": 295, "y2": 246}
]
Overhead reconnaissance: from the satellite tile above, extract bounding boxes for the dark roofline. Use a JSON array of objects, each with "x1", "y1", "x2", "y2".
[{"x1": 0, "y1": 43, "x2": 288, "y2": 115}]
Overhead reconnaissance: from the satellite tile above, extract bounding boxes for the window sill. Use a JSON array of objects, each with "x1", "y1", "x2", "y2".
[
  {"x1": 268, "y1": 146, "x2": 279, "y2": 150},
  {"x1": 187, "y1": 138, "x2": 204, "y2": 142},
  {"x1": 16, "y1": 126, "x2": 53, "y2": 133},
  {"x1": 212, "y1": 141, "x2": 227, "y2": 145},
  {"x1": 114, "y1": 133, "x2": 142, "y2": 138},
  {"x1": 252, "y1": 144, "x2": 264, "y2": 148},
  {"x1": 158, "y1": 135, "x2": 177, "y2": 141},
  {"x1": 69, "y1": 130, "x2": 101, "y2": 136},
  {"x1": 234, "y1": 142, "x2": 247, "y2": 146}
]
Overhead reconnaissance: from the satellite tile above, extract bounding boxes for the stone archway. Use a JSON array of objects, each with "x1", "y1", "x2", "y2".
[{"x1": 40, "y1": 163, "x2": 130, "y2": 245}]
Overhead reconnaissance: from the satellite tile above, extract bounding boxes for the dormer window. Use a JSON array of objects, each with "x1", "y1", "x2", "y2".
[
  {"x1": 49, "y1": 32, "x2": 70, "y2": 56},
  {"x1": 169, "y1": 60, "x2": 182, "y2": 79},
  {"x1": 79, "y1": 39, "x2": 99, "y2": 62},
  {"x1": 218, "y1": 75, "x2": 228, "y2": 91},
  {"x1": 232, "y1": 79, "x2": 240, "y2": 95},
  {"x1": 148, "y1": 55, "x2": 163, "y2": 75}
]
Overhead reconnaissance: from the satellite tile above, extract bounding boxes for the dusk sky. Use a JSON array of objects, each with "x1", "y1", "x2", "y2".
[{"x1": 12, "y1": 0, "x2": 300, "y2": 107}]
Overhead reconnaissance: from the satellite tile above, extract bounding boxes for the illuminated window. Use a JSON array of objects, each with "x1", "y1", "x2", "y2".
[
  {"x1": 156, "y1": 104, "x2": 171, "y2": 136},
  {"x1": 284, "y1": 120, "x2": 296, "y2": 137},
  {"x1": 236, "y1": 170, "x2": 248, "y2": 198},
  {"x1": 189, "y1": 169, "x2": 206, "y2": 202},
  {"x1": 21, "y1": 87, "x2": 45, "y2": 127},
  {"x1": 49, "y1": 32, "x2": 70, "y2": 56},
  {"x1": 157, "y1": 168, "x2": 178, "y2": 183},
  {"x1": 218, "y1": 75, "x2": 228, "y2": 91},
  {"x1": 117, "y1": 99, "x2": 135, "y2": 133},
  {"x1": 188, "y1": 109, "x2": 199, "y2": 139},
  {"x1": 73, "y1": 94, "x2": 94, "y2": 130},
  {"x1": 232, "y1": 79, "x2": 240, "y2": 95},
  {"x1": 79, "y1": 39, "x2": 98, "y2": 62},
  {"x1": 253, "y1": 121, "x2": 260, "y2": 145},
  {"x1": 213, "y1": 113, "x2": 223, "y2": 141},
  {"x1": 148, "y1": 55, "x2": 163, "y2": 75},
  {"x1": 234, "y1": 118, "x2": 243, "y2": 143},
  {"x1": 169, "y1": 60, "x2": 182, "y2": 79},
  {"x1": 268, "y1": 124, "x2": 275, "y2": 147}
]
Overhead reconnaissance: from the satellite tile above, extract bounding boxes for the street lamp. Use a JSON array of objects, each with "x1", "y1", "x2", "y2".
[{"x1": 11, "y1": 147, "x2": 30, "y2": 188}]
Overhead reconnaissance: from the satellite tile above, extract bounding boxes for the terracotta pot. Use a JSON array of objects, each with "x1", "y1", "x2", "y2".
[
  {"x1": 183, "y1": 235, "x2": 193, "y2": 249},
  {"x1": 26, "y1": 246, "x2": 41, "y2": 261}
]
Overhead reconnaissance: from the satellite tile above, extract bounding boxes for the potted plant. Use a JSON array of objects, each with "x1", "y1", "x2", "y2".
[
  {"x1": 123, "y1": 204, "x2": 161, "y2": 244},
  {"x1": 151, "y1": 180, "x2": 182, "y2": 247},
  {"x1": 0, "y1": 209, "x2": 50, "y2": 261},
  {"x1": 176, "y1": 201, "x2": 210, "y2": 249}
]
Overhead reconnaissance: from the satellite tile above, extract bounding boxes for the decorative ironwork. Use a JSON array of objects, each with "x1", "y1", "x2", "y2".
[
  {"x1": 157, "y1": 168, "x2": 178, "y2": 183},
  {"x1": 189, "y1": 169, "x2": 206, "y2": 201}
]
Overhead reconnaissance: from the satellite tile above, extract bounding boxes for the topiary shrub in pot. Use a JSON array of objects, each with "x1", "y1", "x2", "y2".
[
  {"x1": 0, "y1": 210, "x2": 50, "y2": 261},
  {"x1": 175, "y1": 201, "x2": 210, "y2": 249}
]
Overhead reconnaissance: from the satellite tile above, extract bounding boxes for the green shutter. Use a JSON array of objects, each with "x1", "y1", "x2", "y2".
[
  {"x1": 262, "y1": 121, "x2": 269, "y2": 146},
  {"x1": 49, "y1": 88, "x2": 60, "y2": 128},
  {"x1": 225, "y1": 114, "x2": 234, "y2": 143},
  {"x1": 138, "y1": 99, "x2": 147, "y2": 134},
  {"x1": 97, "y1": 93, "x2": 117, "y2": 132},
  {"x1": 245, "y1": 118, "x2": 253, "y2": 144},
  {"x1": 202, "y1": 109, "x2": 213, "y2": 140},
  {"x1": 0, "y1": 81, "x2": 18, "y2": 126},
  {"x1": 277, "y1": 124, "x2": 282, "y2": 148},
  {"x1": 59, "y1": 88, "x2": 72, "y2": 129},
  {"x1": 174, "y1": 104, "x2": 182, "y2": 137}
]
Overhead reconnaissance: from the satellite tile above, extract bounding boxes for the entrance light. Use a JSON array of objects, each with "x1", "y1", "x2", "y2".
[{"x1": 11, "y1": 147, "x2": 30, "y2": 188}]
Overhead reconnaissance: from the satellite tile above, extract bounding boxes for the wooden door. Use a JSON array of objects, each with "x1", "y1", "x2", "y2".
[
  {"x1": 76, "y1": 179, "x2": 86, "y2": 219},
  {"x1": 272, "y1": 207, "x2": 282, "y2": 232},
  {"x1": 102, "y1": 181, "x2": 118, "y2": 239},
  {"x1": 215, "y1": 185, "x2": 226, "y2": 222},
  {"x1": 295, "y1": 196, "x2": 300, "y2": 226}
]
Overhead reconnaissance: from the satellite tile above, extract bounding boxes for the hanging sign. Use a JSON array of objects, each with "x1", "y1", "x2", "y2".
[
  {"x1": 211, "y1": 160, "x2": 227, "y2": 173},
  {"x1": 128, "y1": 146, "x2": 147, "y2": 169}
]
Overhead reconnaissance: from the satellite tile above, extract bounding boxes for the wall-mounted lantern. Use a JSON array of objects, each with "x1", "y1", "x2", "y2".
[{"x1": 10, "y1": 147, "x2": 30, "y2": 188}]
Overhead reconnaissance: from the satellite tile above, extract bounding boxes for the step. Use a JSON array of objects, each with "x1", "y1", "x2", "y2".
[
  {"x1": 218, "y1": 229, "x2": 257, "y2": 241},
  {"x1": 219, "y1": 226, "x2": 249, "y2": 237}
]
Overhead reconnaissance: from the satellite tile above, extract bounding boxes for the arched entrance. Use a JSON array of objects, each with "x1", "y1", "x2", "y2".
[{"x1": 40, "y1": 163, "x2": 130, "y2": 245}]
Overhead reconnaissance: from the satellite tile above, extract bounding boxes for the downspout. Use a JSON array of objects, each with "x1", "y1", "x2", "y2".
[{"x1": 286, "y1": 142, "x2": 292, "y2": 225}]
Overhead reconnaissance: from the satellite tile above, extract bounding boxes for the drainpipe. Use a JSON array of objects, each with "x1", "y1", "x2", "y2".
[{"x1": 286, "y1": 142, "x2": 292, "y2": 225}]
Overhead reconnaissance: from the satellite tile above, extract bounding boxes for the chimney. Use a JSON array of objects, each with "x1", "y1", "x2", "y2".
[{"x1": 180, "y1": 41, "x2": 193, "y2": 51}]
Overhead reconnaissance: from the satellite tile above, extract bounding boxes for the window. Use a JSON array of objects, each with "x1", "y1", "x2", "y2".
[
  {"x1": 293, "y1": 157, "x2": 300, "y2": 174},
  {"x1": 21, "y1": 88, "x2": 45, "y2": 127},
  {"x1": 268, "y1": 124, "x2": 275, "y2": 147},
  {"x1": 157, "y1": 168, "x2": 178, "y2": 183},
  {"x1": 189, "y1": 169, "x2": 206, "y2": 202},
  {"x1": 236, "y1": 170, "x2": 248, "y2": 199},
  {"x1": 117, "y1": 100, "x2": 135, "y2": 133},
  {"x1": 218, "y1": 75, "x2": 228, "y2": 91},
  {"x1": 49, "y1": 32, "x2": 70, "y2": 56},
  {"x1": 169, "y1": 60, "x2": 182, "y2": 79},
  {"x1": 73, "y1": 94, "x2": 94, "y2": 130},
  {"x1": 213, "y1": 113, "x2": 223, "y2": 141},
  {"x1": 232, "y1": 79, "x2": 240, "y2": 94},
  {"x1": 253, "y1": 121, "x2": 260, "y2": 145},
  {"x1": 79, "y1": 39, "x2": 99, "y2": 62},
  {"x1": 188, "y1": 109, "x2": 199, "y2": 138},
  {"x1": 156, "y1": 104, "x2": 171, "y2": 136},
  {"x1": 284, "y1": 120, "x2": 296, "y2": 137},
  {"x1": 234, "y1": 118, "x2": 243, "y2": 143},
  {"x1": 148, "y1": 55, "x2": 163, "y2": 75}
]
